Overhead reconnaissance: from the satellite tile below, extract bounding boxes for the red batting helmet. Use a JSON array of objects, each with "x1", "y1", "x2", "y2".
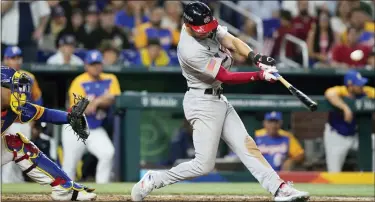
[{"x1": 183, "y1": 1, "x2": 218, "y2": 34}]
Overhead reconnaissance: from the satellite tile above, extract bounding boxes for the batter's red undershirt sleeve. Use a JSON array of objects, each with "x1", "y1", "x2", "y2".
[{"x1": 215, "y1": 66, "x2": 261, "y2": 84}]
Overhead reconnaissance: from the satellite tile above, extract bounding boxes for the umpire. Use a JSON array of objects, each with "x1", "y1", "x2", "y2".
[{"x1": 61, "y1": 50, "x2": 121, "y2": 183}]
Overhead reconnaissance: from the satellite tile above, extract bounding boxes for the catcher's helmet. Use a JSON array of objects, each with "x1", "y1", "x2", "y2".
[
  {"x1": 183, "y1": 1, "x2": 218, "y2": 34},
  {"x1": 1, "y1": 66, "x2": 32, "y2": 114}
]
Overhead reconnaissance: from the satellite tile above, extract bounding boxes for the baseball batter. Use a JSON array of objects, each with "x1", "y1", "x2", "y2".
[{"x1": 131, "y1": 2, "x2": 309, "y2": 202}]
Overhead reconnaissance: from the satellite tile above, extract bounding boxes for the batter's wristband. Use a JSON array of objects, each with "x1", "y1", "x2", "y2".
[{"x1": 247, "y1": 51, "x2": 256, "y2": 65}]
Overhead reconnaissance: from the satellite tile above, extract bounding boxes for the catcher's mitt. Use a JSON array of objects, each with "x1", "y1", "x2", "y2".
[{"x1": 67, "y1": 94, "x2": 90, "y2": 143}]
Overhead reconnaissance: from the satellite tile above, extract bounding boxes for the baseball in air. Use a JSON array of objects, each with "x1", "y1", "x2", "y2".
[{"x1": 350, "y1": 50, "x2": 364, "y2": 61}]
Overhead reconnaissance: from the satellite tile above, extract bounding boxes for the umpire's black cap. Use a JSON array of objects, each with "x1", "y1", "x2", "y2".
[{"x1": 183, "y1": 1, "x2": 218, "y2": 34}]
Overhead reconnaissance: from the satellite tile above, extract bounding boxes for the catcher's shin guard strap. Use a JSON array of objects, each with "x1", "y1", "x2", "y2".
[
  {"x1": 23, "y1": 163, "x2": 37, "y2": 175},
  {"x1": 14, "y1": 153, "x2": 30, "y2": 163},
  {"x1": 71, "y1": 190, "x2": 79, "y2": 201}
]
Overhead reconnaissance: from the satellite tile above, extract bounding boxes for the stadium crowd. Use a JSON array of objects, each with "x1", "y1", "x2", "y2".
[{"x1": 1, "y1": 0, "x2": 374, "y2": 68}]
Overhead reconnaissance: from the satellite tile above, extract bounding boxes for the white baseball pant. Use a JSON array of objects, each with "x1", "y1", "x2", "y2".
[
  {"x1": 61, "y1": 125, "x2": 114, "y2": 183},
  {"x1": 324, "y1": 123, "x2": 358, "y2": 172},
  {"x1": 1, "y1": 123, "x2": 31, "y2": 183},
  {"x1": 152, "y1": 89, "x2": 283, "y2": 195}
]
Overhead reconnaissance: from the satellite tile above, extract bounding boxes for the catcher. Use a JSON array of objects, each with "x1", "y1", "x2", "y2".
[{"x1": 1, "y1": 66, "x2": 96, "y2": 201}]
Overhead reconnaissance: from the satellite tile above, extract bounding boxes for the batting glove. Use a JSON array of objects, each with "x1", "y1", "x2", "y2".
[
  {"x1": 248, "y1": 52, "x2": 276, "y2": 70},
  {"x1": 259, "y1": 68, "x2": 278, "y2": 83}
]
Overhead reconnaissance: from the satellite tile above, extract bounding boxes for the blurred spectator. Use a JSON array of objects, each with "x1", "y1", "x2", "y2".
[
  {"x1": 291, "y1": 0, "x2": 315, "y2": 41},
  {"x1": 161, "y1": 1, "x2": 183, "y2": 31},
  {"x1": 331, "y1": 1, "x2": 351, "y2": 35},
  {"x1": 3, "y1": 46, "x2": 43, "y2": 104},
  {"x1": 47, "y1": 35, "x2": 84, "y2": 65},
  {"x1": 366, "y1": 46, "x2": 375, "y2": 69},
  {"x1": 81, "y1": 4, "x2": 100, "y2": 49},
  {"x1": 91, "y1": 5, "x2": 130, "y2": 50},
  {"x1": 99, "y1": 40, "x2": 122, "y2": 66},
  {"x1": 331, "y1": 27, "x2": 372, "y2": 69},
  {"x1": 134, "y1": 38, "x2": 171, "y2": 68},
  {"x1": 57, "y1": 8, "x2": 85, "y2": 49},
  {"x1": 307, "y1": 9, "x2": 335, "y2": 67},
  {"x1": 341, "y1": 8, "x2": 374, "y2": 48},
  {"x1": 115, "y1": 1, "x2": 149, "y2": 34},
  {"x1": 47, "y1": 0, "x2": 60, "y2": 8},
  {"x1": 270, "y1": 10, "x2": 295, "y2": 60},
  {"x1": 282, "y1": 1, "x2": 336, "y2": 17},
  {"x1": 49, "y1": 6, "x2": 67, "y2": 40},
  {"x1": 1, "y1": 1, "x2": 50, "y2": 62},
  {"x1": 324, "y1": 70, "x2": 374, "y2": 172},
  {"x1": 240, "y1": 19, "x2": 257, "y2": 40},
  {"x1": 134, "y1": 7, "x2": 178, "y2": 50},
  {"x1": 161, "y1": 0, "x2": 183, "y2": 45},
  {"x1": 95, "y1": 0, "x2": 110, "y2": 11},
  {"x1": 110, "y1": 1, "x2": 125, "y2": 13},
  {"x1": 351, "y1": 0, "x2": 373, "y2": 18},
  {"x1": 159, "y1": 119, "x2": 194, "y2": 167},
  {"x1": 56, "y1": 3, "x2": 100, "y2": 50},
  {"x1": 143, "y1": 0, "x2": 160, "y2": 17},
  {"x1": 69, "y1": 0, "x2": 96, "y2": 16},
  {"x1": 255, "y1": 112, "x2": 304, "y2": 171},
  {"x1": 237, "y1": 1, "x2": 280, "y2": 20},
  {"x1": 40, "y1": 5, "x2": 68, "y2": 51},
  {"x1": 365, "y1": 20, "x2": 374, "y2": 33}
]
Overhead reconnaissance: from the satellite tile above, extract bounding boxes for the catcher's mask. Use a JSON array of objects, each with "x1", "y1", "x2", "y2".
[{"x1": 1, "y1": 66, "x2": 31, "y2": 114}]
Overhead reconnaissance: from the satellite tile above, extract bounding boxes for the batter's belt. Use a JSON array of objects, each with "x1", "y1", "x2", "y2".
[{"x1": 187, "y1": 87, "x2": 223, "y2": 98}]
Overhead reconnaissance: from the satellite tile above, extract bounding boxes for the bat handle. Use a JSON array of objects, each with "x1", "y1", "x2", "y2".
[
  {"x1": 272, "y1": 72, "x2": 292, "y2": 88},
  {"x1": 272, "y1": 72, "x2": 282, "y2": 78}
]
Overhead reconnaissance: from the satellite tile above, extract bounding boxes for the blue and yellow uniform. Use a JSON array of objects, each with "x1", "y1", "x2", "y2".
[
  {"x1": 254, "y1": 112, "x2": 304, "y2": 171},
  {"x1": 61, "y1": 50, "x2": 119, "y2": 183},
  {"x1": 255, "y1": 129, "x2": 304, "y2": 171},
  {"x1": 325, "y1": 71, "x2": 375, "y2": 136},
  {"x1": 134, "y1": 22, "x2": 179, "y2": 50},
  {"x1": 68, "y1": 72, "x2": 121, "y2": 129},
  {"x1": 135, "y1": 47, "x2": 171, "y2": 68},
  {"x1": 1, "y1": 66, "x2": 93, "y2": 196},
  {"x1": 324, "y1": 70, "x2": 374, "y2": 172}
]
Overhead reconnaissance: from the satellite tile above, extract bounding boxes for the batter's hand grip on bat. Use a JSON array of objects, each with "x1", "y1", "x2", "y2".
[{"x1": 272, "y1": 72, "x2": 318, "y2": 111}]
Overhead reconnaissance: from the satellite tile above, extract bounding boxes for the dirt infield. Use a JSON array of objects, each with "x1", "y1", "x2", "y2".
[{"x1": 2, "y1": 194, "x2": 374, "y2": 201}]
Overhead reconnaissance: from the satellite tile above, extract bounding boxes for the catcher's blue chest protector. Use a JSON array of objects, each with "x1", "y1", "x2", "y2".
[{"x1": 1, "y1": 102, "x2": 40, "y2": 134}]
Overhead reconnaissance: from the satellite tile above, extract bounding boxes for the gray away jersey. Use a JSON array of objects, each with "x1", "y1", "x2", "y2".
[{"x1": 177, "y1": 25, "x2": 234, "y2": 89}]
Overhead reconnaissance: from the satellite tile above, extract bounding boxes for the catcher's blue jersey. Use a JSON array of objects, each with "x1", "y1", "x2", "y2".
[{"x1": 1, "y1": 103, "x2": 44, "y2": 135}]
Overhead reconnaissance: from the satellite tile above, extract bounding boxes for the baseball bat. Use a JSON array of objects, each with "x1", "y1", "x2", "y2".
[{"x1": 273, "y1": 73, "x2": 318, "y2": 111}]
